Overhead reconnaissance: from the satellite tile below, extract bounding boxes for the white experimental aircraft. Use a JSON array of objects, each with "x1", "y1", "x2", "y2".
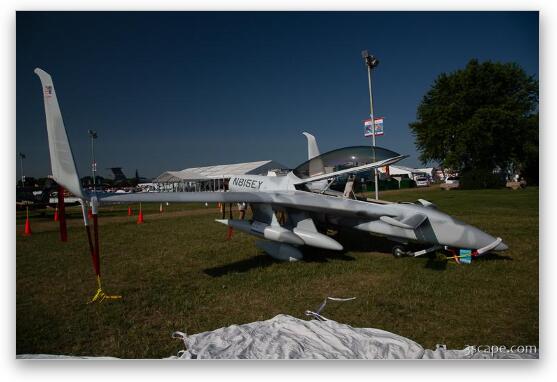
[{"x1": 35, "y1": 68, "x2": 507, "y2": 263}]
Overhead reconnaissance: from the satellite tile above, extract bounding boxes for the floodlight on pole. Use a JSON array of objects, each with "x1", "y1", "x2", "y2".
[
  {"x1": 19, "y1": 152, "x2": 26, "y2": 187},
  {"x1": 88, "y1": 129, "x2": 98, "y2": 191},
  {"x1": 361, "y1": 50, "x2": 380, "y2": 200}
]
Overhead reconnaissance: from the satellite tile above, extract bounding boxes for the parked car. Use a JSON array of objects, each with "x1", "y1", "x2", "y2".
[
  {"x1": 445, "y1": 176, "x2": 460, "y2": 186},
  {"x1": 415, "y1": 176, "x2": 430, "y2": 187}
]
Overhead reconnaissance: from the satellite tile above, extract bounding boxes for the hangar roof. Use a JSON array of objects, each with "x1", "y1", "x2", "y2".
[{"x1": 154, "y1": 160, "x2": 286, "y2": 182}]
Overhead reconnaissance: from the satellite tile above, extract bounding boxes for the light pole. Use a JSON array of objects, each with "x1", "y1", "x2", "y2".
[
  {"x1": 362, "y1": 50, "x2": 380, "y2": 200},
  {"x1": 19, "y1": 152, "x2": 26, "y2": 187},
  {"x1": 88, "y1": 130, "x2": 98, "y2": 191}
]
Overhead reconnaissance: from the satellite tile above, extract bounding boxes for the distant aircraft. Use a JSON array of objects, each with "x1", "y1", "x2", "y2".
[
  {"x1": 106, "y1": 167, "x2": 151, "y2": 186},
  {"x1": 34, "y1": 68, "x2": 507, "y2": 263},
  {"x1": 108, "y1": 167, "x2": 127, "y2": 183}
]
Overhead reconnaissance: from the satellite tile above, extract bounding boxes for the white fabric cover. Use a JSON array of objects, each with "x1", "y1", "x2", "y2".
[
  {"x1": 170, "y1": 314, "x2": 423, "y2": 360},
  {"x1": 167, "y1": 315, "x2": 538, "y2": 360},
  {"x1": 16, "y1": 354, "x2": 118, "y2": 360},
  {"x1": 17, "y1": 314, "x2": 538, "y2": 360}
]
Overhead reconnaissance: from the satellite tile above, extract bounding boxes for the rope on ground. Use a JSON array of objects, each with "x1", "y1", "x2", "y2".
[{"x1": 304, "y1": 296, "x2": 356, "y2": 321}]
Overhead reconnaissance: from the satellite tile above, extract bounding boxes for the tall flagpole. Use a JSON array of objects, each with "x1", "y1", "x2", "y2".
[
  {"x1": 88, "y1": 130, "x2": 98, "y2": 192},
  {"x1": 19, "y1": 152, "x2": 26, "y2": 188},
  {"x1": 362, "y1": 50, "x2": 380, "y2": 200}
]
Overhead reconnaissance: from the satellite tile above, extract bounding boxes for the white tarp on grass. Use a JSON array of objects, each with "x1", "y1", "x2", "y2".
[
  {"x1": 167, "y1": 314, "x2": 538, "y2": 360},
  {"x1": 17, "y1": 314, "x2": 538, "y2": 360}
]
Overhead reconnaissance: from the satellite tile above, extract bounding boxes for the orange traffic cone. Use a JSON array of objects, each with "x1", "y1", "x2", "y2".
[
  {"x1": 226, "y1": 226, "x2": 234, "y2": 240},
  {"x1": 127, "y1": 206, "x2": 133, "y2": 216},
  {"x1": 53, "y1": 207, "x2": 59, "y2": 222},
  {"x1": 23, "y1": 208, "x2": 32, "y2": 236},
  {"x1": 137, "y1": 203, "x2": 144, "y2": 224},
  {"x1": 159, "y1": 203, "x2": 163, "y2": 213}
]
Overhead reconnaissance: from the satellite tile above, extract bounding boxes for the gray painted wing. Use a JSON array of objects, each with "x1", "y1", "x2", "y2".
[
  {"x1": 98, "y1": 190, "x2": 393, "y2": 219},
  {"x1": 294, "y1": 155, "x2": 407, "y2": 184}
]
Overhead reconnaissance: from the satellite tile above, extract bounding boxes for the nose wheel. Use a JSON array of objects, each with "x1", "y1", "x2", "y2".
[{"x1": 392, "y1": 245, "x2": 408, "y2": 258}]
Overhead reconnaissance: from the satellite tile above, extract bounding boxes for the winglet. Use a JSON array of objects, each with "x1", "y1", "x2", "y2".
[{"x1": 34, "y1": 68, "x2": 85, "y2": 199}]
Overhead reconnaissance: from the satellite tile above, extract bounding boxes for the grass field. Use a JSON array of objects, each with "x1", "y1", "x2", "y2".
[{"x1": 16, "y1": 187, "x2": 539, "y2": 358}]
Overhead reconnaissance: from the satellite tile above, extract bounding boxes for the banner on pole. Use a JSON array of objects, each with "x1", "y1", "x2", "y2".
[{"x1": 364, "y1": 117, "x2": 384, "y2": 137}]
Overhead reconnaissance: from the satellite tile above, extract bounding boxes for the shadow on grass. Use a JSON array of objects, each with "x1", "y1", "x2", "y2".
[
  {"x1": 203, "y1": 247, "x2": 356, "y2": 277},
  {"x1": 475, "y1": 253, "x2": 513, "y2": 261},
  {"x1": 203, "y1": 255, "x2": 276, "y2": 277},
  {"x1": 424, "y1": 256, "x2": 449, "y2": 271},
  {"x1": 333, "y1": 228, "x2": 412, "y2": 256},
  {"x1": 301, "y1": 248, "x2": 356, "y2": 263}
]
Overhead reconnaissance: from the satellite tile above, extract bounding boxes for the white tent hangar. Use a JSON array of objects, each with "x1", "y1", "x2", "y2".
[{"x1": 154, "y1": 160, "x2": 286, "y2": 192}]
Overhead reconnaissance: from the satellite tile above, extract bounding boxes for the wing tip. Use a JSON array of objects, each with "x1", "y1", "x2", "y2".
[{"x1": 34, "y1": 68, "x2": 51, "y2": 82}]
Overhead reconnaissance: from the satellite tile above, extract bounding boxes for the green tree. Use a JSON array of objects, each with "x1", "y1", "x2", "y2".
[
  {"x1": 17, "y1": 177, "x2": 38, "y2": 188},
  {"x1": 409, "y1": 59, "x2": 538, "y2": 183}
]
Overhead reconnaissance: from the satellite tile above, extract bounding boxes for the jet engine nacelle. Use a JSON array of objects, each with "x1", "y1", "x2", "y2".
[
  {"x1": 216, "y1": 219, "x2": 343, "y2": 251},
  {"x1": 250, "y1": 221, "x2": 305, "y2": 245},
  {"x1": 292, "y1": 227, "x2": 343, "y2": 251},
  {"x1": 215, "y1": 219, "x2": 305, "y2": 261},
  {"x1": 215, "y1": 219, "x2": 304, "y2": 246}
]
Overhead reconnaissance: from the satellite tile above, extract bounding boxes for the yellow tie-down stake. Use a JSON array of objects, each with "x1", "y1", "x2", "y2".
[{"x1": 88, "y1": 276, "x2": 122, "y2": 303}]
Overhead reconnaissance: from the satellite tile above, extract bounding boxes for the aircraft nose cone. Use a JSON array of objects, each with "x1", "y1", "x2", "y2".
[{"x1": 494, "y1": 241, "x2": 508, "y2": 251}]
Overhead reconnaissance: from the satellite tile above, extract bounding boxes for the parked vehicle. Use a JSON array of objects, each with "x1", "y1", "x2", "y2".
[
  {"x1": 415, "y1": 176, "x2": 430, "y2": 187},
  {"x1": 445, "y1": 176, "x2": 460, "y2": 186}
]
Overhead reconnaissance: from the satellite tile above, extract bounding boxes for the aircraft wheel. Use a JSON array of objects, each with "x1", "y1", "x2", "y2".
[{"x1": 392, "y1": 245, "x2": 407, "y2": 258}]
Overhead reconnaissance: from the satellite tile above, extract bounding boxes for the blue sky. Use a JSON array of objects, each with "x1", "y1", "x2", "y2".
[{"x1": 16, "y1": 11, "x2": 538, "y2": 180}]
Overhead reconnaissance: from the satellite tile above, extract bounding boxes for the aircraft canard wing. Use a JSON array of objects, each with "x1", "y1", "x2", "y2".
[
  {"x1": 293, "y1": 155, "x2": 408, "y2": 185},
  {"x1": 380, "y1": 213, "x2": 428, "y2": 230},
  {"x1": 417, "y1": 199, "x2": 437, "y2": 209},
  {"x1": 97, "y1": 190, "x2": 394, "y2": 220}
]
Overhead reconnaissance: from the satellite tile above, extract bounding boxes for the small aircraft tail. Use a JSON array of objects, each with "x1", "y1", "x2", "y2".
[
  {"x1": 302, "y1": 132, "x2": 324, "y2": 177},
  {"x1": 34, "y1": 68, "x2": 85, "y2": 199},
  {"x1": 302, "y1": 132, "x2": 320, "y2": 160}
]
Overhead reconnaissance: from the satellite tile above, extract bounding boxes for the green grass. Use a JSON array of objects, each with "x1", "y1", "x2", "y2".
[{"x1": 16, "y1": 187, "x2": 539, "y2": 358}]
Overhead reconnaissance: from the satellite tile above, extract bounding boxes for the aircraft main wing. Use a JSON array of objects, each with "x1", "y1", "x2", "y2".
[
  {"x1": 293, "y1": 155, "x2": 407, "y2": 185},
  {"x1": 98, "y1": 191, "x2": 272, "y2": 204},
  {"x1": 97, "y1": 190, "x2": 393, "y2": 220}
]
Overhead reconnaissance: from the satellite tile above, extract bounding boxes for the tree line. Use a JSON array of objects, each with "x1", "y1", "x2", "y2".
[{"x1": 409, "y1": 59, "x2": 538, "y2": 187}]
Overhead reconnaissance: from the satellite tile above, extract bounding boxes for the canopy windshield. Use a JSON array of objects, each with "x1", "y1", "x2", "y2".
[{"x1": 293, "y1": 146, "x2": 401, "y2": 179}]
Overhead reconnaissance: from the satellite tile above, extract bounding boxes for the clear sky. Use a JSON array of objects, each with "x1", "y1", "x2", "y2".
[{"x1": 16, "y1": 11, "x2": 538, "y2": 180}]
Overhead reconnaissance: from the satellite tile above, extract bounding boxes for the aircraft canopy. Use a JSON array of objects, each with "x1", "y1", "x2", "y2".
[{"x1": 292, "y1": 146, "x2": 402, "y2": 179}]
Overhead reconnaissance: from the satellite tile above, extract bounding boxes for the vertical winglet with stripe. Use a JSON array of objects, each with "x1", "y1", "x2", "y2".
[{"x1": 34, "y1": 68, "x2": 85, "y2": 199}]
